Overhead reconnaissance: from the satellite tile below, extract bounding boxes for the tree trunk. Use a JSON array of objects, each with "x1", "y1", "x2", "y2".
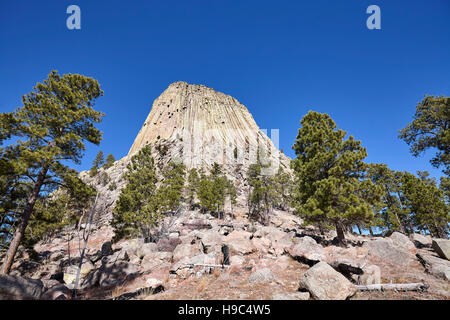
[
  {"x1": 369, "y1": 226, "x2": 374, "y2": 236},
  {"x1": 356, "y1": 283, "x2": 429, "y2": 292},
  {"x1": 335, "y1": 221, "x2": 346, "y2": 245},
  {"x1": 1, "y1": 166, "x2": 48, "y2": 274}
]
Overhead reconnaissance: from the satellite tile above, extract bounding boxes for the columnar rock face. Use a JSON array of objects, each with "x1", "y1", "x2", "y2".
[{"x1": 128, "y1": 81, "x2": 290, "y2": 176}]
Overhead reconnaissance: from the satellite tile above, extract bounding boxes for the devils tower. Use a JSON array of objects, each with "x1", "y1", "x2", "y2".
[{"x1": 127, "y1": 81, "x2": 290, "y2": 176}]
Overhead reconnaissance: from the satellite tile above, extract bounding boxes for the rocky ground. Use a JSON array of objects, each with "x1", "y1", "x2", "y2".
[{"x1": 1, "y1": 205, "x2": 449, "y2": 300}]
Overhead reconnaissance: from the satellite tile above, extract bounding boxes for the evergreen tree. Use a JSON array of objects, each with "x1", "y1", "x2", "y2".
[
  {"x1": 246, "y1": 163, "x2": 277, "y2": 225},
  {"x1": 366, "y1": 164, "x2": 412, "y2": 233},
  {"x1": 102, "y1": 153, "x2": 116, "y2": 169},
  {"x1": 401, "y1": 172, "x2": 448, "y2": 237},
  {"x1": 272, "y1": 167, "x2": 293, "y2": 211},
  {"x1": 440, "y1": 176, "x2": 450, "y2": 205},
  {"x1": 0, "y1": 70, "x2": 103, "y2": 274},
  {"x1": 25, "y1": 173, "x2": 95, "y2": 247},
  {"x1": 226, "y1": 179, "x2": 237, "y2": 215},
  {"x1": 90, "y1": 151, "x2": 104, "y2": 177},
  {"x1": 187, "y1": 168, "x2": 200, "y2": 208},
  {"x1": 111, "y1": 146, "x2": 161, "y2": 242},
  {"x1": 157, "y1": 161, "x2": 186, "y2": 212},
  {"x1": 399, "y1": 95, "x2": 450, "y2": 175},
  {"x1": 291, "y1": 111, "x2": 380, "y2": 244},
  {"x1": 197, "y1": 163, "x2": 228, "y2": 216},
  {"x1": 0, "y1": 169, "x2": 28, "y2": 252},
  {"x1": 367, "y1": 165, "x2": 449, "y2": 237}
]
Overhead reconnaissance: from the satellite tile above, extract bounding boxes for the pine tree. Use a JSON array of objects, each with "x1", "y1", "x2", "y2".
[
  {"x1": 102, "y1": 153, "x2": 116, "y2": 169},
  {"x1": 273, "y1": 167, "x2": 293, "y2": 211},
  {"x1": 226, "y1": 179, "x2": 237, "y2": 215},
  {"x1": 246, "y1": 163, "x2": 277, "y2": 225},
  {"x1": 111, "y1": 145, "x2": 161, "y2": 242},
  {"x1": 0, "y1": 166, "x2": 29, "y2": 252},
  {"x1": 399, "y1": 95, "x2": 450, "y2": 176},
  {"x1": 366, "y1": 164, "x2": 412, "y2": 233},
  {"x1": 197, "y1": 163, "x2": 229, "y2": 217},
  {"x1": 157, "y1": 161, "x2": 186, "y2": 213},
  {"x1": 367, "y1": 164, "x2": 449, "y2": 237},
  {"x1": 90, "y1": 151, "x2": 104, "y2": 177},
  {"x1": 291, "y1": 111, "x2": 380, "y2": 244},
  {"x1": 187, "y1": 168, "x2": 200, "y2": 208},
  {"x1": 401, "y1": 172, "x2": 448, "y2": 237},
  {"x1": 440, "y1": 176, "x2": 450, "y2": 204},
  {"x1": 0, "y1": 70, "x2": 103, "y2": 274},
  {"x1": 25, "y1": 174, "x2": 95, "y2": 247}
]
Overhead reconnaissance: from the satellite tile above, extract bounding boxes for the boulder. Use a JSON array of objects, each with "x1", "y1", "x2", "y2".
[
  {"x1": 410, "y1": 233, "x2": 432, "y2": 248},
  {"x1": 256, "y1": 226, "x2": 286, "y2": 243},
  {"x1": 362, "y1": 238, "x2": 416, "y2": 266},
  {"x1": 432, "y1": 239, "x2": 450, "y2": 260},
  {"x1": 223, "y1": 230, "x2": 255, "y2": 255},
  {"x1": 416, "y1": 253, "x2": 450, "y2": 281},
  {"x1": 0, "y1": 274, "x2": 43, "y2": 300},
  {"x1": 135, "y1": 243, "x2": 157, "y2": 259},
  {"x1": 198, "y1": 230, "x2": 222, "y2": 253},
  {"x1": 251, "y1": 237, "x2": 271, "y2": 254},
  {"x1": 49, "y1": 251, "x2": 65, "y2": 262},
  {"x1": 140, "y1": 251, "x2": 173, "y2": 270},
  {"x1": 102, "y1": 249, "x2": 129, "y2": 264},
  {"x1": 352, "y1": 265, "x2": 381, "y2": 285},
  {"x1": 172, "y1": 243, "x2": 202, "y2": 262},
  {"x1": 329, "y1": 258, "x2": 364, "y2": 277},
  {"x1": 41, "y1": 283, "x2": 71, "y2": 300},
  {"x1": 170, "y1": 253, "x2": 218, "y2": 278},
  {"x1": 271, "y1": 292, "x2": 310, "y2": 300},
  {"x1": 299, "y1": 262, "x2": 356, "y2": 300},
  {"x1": 118, "y1": 238, "x2": 145, "y2": 257},
  {"x1": 146, "y1": 278, "x2": 163, "y2": 287},
  {"x1": 286, "y1": 236, "x2": 325, "y2": 265},
  {"x1": 248, "y1": 268, "x2": 275, "y2": 283},
  {"x1": 272, "y1": 232, "x2": 296, "y2": 255},
  {"x1": 101, "y1": 241, "x2": 114, "y2": 256},
  {"x1": 156, "y1": 237, "x2": 182, "y2": 252},
  {"x1": 389, "y1": 232, "x2": 416, "y2": 251},
  {"x1": 99, "y1": 262, "x2": 140, "y2": 288}
]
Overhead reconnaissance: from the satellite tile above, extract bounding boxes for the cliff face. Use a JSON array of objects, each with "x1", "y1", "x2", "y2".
[{"x1": 128, "y1": 81, "x2": 290, "y2": 175}]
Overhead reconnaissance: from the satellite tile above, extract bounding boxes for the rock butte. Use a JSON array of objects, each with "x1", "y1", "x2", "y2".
[{"x1": 128, "y1": 81, "x2": 290, "y2": 175}]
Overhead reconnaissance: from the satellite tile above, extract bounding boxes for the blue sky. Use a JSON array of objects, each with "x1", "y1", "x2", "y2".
[{"x1": 1, "y1": 0, "x2": 449, "y2": 179}]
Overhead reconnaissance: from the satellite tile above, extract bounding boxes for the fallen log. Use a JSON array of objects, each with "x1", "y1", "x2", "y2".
[
  {"x1": 181, "y1": 263, "x2": 231, "y2": 268},
  {"x1": 356, "y1": 283, "x2": 429, "y2": 292}
]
